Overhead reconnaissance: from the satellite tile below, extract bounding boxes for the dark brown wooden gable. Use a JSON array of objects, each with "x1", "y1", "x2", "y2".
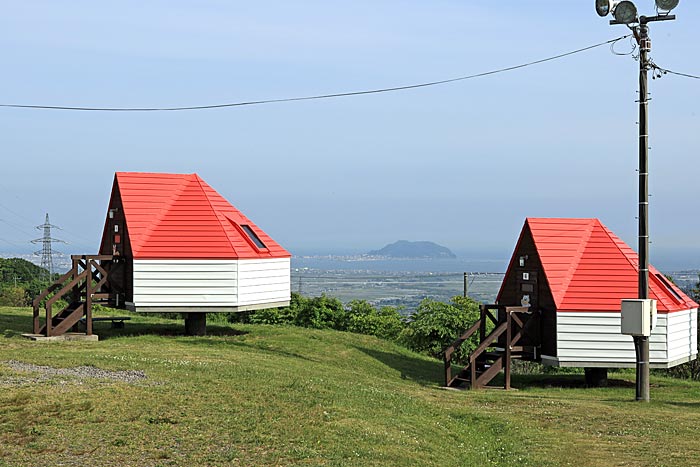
[
  {"x1": 498, "y1": 223, "x2": 558, "y2": 358},
  {"x1": 99, "y1": 177, "x2": 133, "y2": 303}
]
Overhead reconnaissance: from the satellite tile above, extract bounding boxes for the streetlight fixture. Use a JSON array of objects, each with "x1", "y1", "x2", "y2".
[
  {"x1": 596, "y1": 0, "x2": 614, "y2": 16},
  {"x1": 613, "y1": 1, "x2": 639, "y2": 24},
  {"x1": 596, "y1": 0, "x2": 678, "y2": 402},
  {"x1": 655, "y1": 0, "x2": 679, "y2": 13}
]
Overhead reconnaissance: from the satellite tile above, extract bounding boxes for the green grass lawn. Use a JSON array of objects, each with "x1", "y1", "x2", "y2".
[{"x1": 1, "y1": 306, "x2": 699, "y2": 467}]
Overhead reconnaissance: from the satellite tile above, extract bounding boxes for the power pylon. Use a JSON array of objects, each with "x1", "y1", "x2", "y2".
[{"x1": 31, "y1": 213, "x2": 66, "y2": 281}]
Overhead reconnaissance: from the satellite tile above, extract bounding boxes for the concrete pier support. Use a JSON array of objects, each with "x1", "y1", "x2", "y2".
[
  {"x1": 184, "y1": 313, "x2": 207, "y2": 336},
  {"x1": 584, "y1": 367, "x2": 608, "y2": 387}
]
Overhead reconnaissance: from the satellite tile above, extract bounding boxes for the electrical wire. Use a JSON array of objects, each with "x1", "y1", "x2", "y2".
[
  {"x1": 0, "y1": 35, "x2": 630, "y2": 112},
  {"x1": 610, "y1": 36, "x2": 637, "y2": 56},
  {"x1": 0, "y1": 218, "x2": 36, "y2": 238},
  {"x1": 652, "y1": 65, "x2": 700, "y2": 80}
]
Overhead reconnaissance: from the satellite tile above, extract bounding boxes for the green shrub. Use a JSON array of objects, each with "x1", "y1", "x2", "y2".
[
  {"x1": 399, "y1": 296, "x2": 481, "y2": 363},
  {"x1": 0, "y1": 285, "x2": 28, "y2": 307},
  {"x1": 345, "y1": 300, "x2": 404, "y2": 340},
  {"x1": 293, "y1": 294, "x2": 346, "y2": 329}
]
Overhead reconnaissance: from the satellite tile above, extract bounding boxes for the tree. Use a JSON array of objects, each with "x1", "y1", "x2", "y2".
[
  {"x1": 345, "y1": 300, "x2": 404, "y2": 340},
  {"x1": 690, "y1": 274, "x2": 700, "y2": 303},
  {"x1": 0, "y1": 285, "x2": 29, "y2": 307},
  {"x1": 0, "y1": 257, "x2": 51, "y2": 299},
  {"x1": 293, "y1": 294, "x2": 347, "y2": 329},
  {"x1": 400, "y1": 296, "x2": 481, "y2": 362}
]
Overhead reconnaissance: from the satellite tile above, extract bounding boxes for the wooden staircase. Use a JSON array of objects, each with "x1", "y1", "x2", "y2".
[
  {"x1": 32, "y1": 255, "x2": 123, "y2": 337},
  {"x1": 443, "y1": 305, "x2": 539, "y2": 390}
]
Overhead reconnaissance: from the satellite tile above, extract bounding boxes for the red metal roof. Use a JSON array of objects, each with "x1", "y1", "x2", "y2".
[
  {"x1": 503, "y1": 218, "x2": 697, "y2": 313},
  {"x1": 112, "y1": 172, "x2": 290, "y2": 259}
]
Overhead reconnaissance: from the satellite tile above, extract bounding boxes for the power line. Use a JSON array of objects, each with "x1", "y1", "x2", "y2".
[
  {"x1": 0, "y1": 218, "x2": 35, "y2": 237},
  {"x1": 653, "y1": 65, "x2": 700, "y2": 80},
  {"x1": 0, "y1": 36, "x2": 630, "y2": 113}
]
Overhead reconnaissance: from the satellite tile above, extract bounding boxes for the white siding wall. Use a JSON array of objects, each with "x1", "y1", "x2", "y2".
[
  {"x1": 237, "y1": 258, "x2": 290, "y2": 307},
  {"x1": 131, "y1": 258, "x2": 290, "y2": 309},
  {"x1": 555, "y1": 309, "x2": 697, "y2": 368},
  {"x1": 667, "y1": 308, "x2": 698, "y2": 362}
]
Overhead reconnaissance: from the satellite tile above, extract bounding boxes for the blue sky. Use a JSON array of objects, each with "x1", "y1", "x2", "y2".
[{"x1": 0, "y1": 1, "x2": 698, "y2": 269}]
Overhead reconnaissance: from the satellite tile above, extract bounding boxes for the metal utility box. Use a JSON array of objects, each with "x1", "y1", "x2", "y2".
[{"x1": 621, "y1": 299, "x2": 657, "y2": 337}]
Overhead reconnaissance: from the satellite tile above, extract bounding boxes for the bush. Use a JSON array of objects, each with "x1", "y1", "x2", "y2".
[
  {"x1": 243, "y1": 293, "x2": 483, "y2": 363},
  {"x1": 399, "y1": 296, "x2": 481, "y2": 363},
  {"x1": 345, "y1": 300, "x2": 405, "y2": 341},
  {"x1": 293, "y1": 294, "x2": 347, "y2": 329},
  {"x1": 0, "y1": 285, "x2": 29, "y2": 307}
]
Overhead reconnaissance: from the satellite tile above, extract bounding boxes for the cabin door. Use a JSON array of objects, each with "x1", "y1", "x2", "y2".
[
  {"x1": 105, "y1": 208, "x2": 128, "y2": 307},
  {"x1": 515, "y1": 270, "x2": 541, "y2": 349}
]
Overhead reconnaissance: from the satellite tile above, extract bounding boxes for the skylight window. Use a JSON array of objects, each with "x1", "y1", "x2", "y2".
[
  {"x1": 655, "y1": 273, "x2": 683, "y2": 302},
  {"x1": 241, "y1": 224, "x2": 266, "y2": 249}
]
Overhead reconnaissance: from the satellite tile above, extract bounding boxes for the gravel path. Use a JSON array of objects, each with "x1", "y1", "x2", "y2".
[{"x1": 1, "y1": 360, "x2": 147, "y2": 385}]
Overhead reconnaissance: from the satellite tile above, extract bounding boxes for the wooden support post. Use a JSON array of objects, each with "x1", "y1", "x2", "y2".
[
  {"x1": 86, "y1": 260, "x2": 93, "y2": 336},
  {"x1": 33, "y1": 307, "x2": 39, "y2": 334},
  {"x1": 505, "y1": 311, "x2": 512, "y2": 390},
  {"x1": 45, "y1": 302, "x2": 52, "y2": 337},
  {"x1": 444, "y1": 356, "x2": 451, "y2": 387},
  {"x1": 479, "y1": 305, "x2": 486, "y2": 342}
]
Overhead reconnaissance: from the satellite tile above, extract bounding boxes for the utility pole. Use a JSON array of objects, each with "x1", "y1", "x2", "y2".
[
  {"x1": 598, "y1": 0, "x2": 678, "y2": 402},
  {"x1": 463, "y1": 272, "x2": 468, "y2": 298},
  {"x1": 632, "y1": 13, "x2": 675, "y2": 403},
  {"x1": 636, "y1": 18, "x2": 651, "y2": 403}
]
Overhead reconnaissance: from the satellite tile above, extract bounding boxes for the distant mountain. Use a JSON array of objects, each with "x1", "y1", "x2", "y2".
[{"x1": 368, "y1": 241, "x2": 456, "y2": 259}]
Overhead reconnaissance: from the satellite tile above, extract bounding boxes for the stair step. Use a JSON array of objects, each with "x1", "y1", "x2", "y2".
[{"x1": 481, "y1": 351, "x2": 503, "y2": 360}]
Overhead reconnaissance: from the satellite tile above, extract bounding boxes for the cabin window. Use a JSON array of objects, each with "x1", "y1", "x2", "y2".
[
  {"x1": 521, "y1": 283, "x2": 534, "y2": 293},
  {"x1": 655, "y1": 273, "x2": 683, "y2": 302},
  {"x1": 241, "y1": 225, "x2": 266, "y2": 249}
]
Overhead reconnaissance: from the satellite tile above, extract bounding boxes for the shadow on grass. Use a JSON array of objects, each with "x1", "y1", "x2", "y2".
[
  {"x1": 0, "y1": 310, "x2": 30, "y2": 338},
  {"x1": 95, "y1": 322, "x2": 247, "y2": 340},
  {"x1": 354, "y1": 346, "x2": 442, "y2": 386},
  {"x1": 665, "y1": 401, "x2": 700, "y2": 408},
  {"x1": 0, "y1": 309, "x2": 248, "y2": 340},
  {"x1": 181, "y1": 338, "x2": 319, "y2": 362},
  {"x1": 512, "y1": 373, "x2": 635, "y2": 389}
]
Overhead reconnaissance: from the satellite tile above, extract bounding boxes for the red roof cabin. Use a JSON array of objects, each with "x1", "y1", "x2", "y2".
[
  {"x1": 444, "y1": 218, "x2": 697, "y2": 389},
  {"x1": 500, "y1": 218, "x2": 697, "y2": 368},
  {"x1": 100, "y1": 172, "x2": 291, "y2": 330},
  {"x1": 31, "y1": 172, "x2": 290, "y2": 338}
]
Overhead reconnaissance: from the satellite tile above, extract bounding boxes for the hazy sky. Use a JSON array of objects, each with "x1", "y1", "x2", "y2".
[{"x1": 1, "y1": 1, "x2": 698, "y2": 269}]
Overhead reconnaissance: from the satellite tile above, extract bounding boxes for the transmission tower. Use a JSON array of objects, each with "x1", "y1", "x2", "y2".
[{"x1": 31, "y1": 213, "x2": 66, "y2": 281}]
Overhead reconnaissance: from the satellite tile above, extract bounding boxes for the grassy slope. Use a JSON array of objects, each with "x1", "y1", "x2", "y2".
[{"x1": 0, "y1": 307, "x2": 699, "y2": 467}]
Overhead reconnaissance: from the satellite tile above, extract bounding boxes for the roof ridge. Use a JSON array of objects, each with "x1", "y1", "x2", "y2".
[
  {"x1": 599, "y1": 221, "x2": 639, "y2": 270},
  {"x1": 555, "y1": 219, "x2": 596, "y2": 305},
  {"x1": 194, "y1": 174, "x2": 241, "y2": 256},
  {"x1": 131, "y1": 175, "x2": 192, "y2": 255}
]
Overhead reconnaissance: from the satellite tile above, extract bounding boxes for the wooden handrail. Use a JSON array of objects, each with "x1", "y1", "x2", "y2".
[
  {"x1": 46, "y1": 269, "x2": 89, "y2": 308},
  {"x1": 32, "y1": 254, "x2": 118, "y2": 337},
  {"x1": 32, "y1": 268, "x2": 76, "y2": 308},
  {"x1": 444, "y1": 319, "x2": 482, "y2": 361},
  {"x1": 469, "y1": 321, "x2": 508, "y2": 364}
]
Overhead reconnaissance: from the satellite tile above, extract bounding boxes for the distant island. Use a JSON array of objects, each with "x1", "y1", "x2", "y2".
[{"x1": 367, "y1": 240, "x2": 456, "y2": 259}]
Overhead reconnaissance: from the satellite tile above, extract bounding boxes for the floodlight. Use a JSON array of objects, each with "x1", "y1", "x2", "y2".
[
  {"x1": 655, "y1": 0, "x2": 679, "y2": 12},
  {"x1": 613, "y1": 1, "x2": 638, "y2": 24},
  {"x1": 596, "y1": 0, "x2": 613, "y2": 16}
]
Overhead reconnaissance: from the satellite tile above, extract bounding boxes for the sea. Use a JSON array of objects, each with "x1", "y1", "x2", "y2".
[{"x1": 290, "y1": 255, "x2": 699, "y2": 313}]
